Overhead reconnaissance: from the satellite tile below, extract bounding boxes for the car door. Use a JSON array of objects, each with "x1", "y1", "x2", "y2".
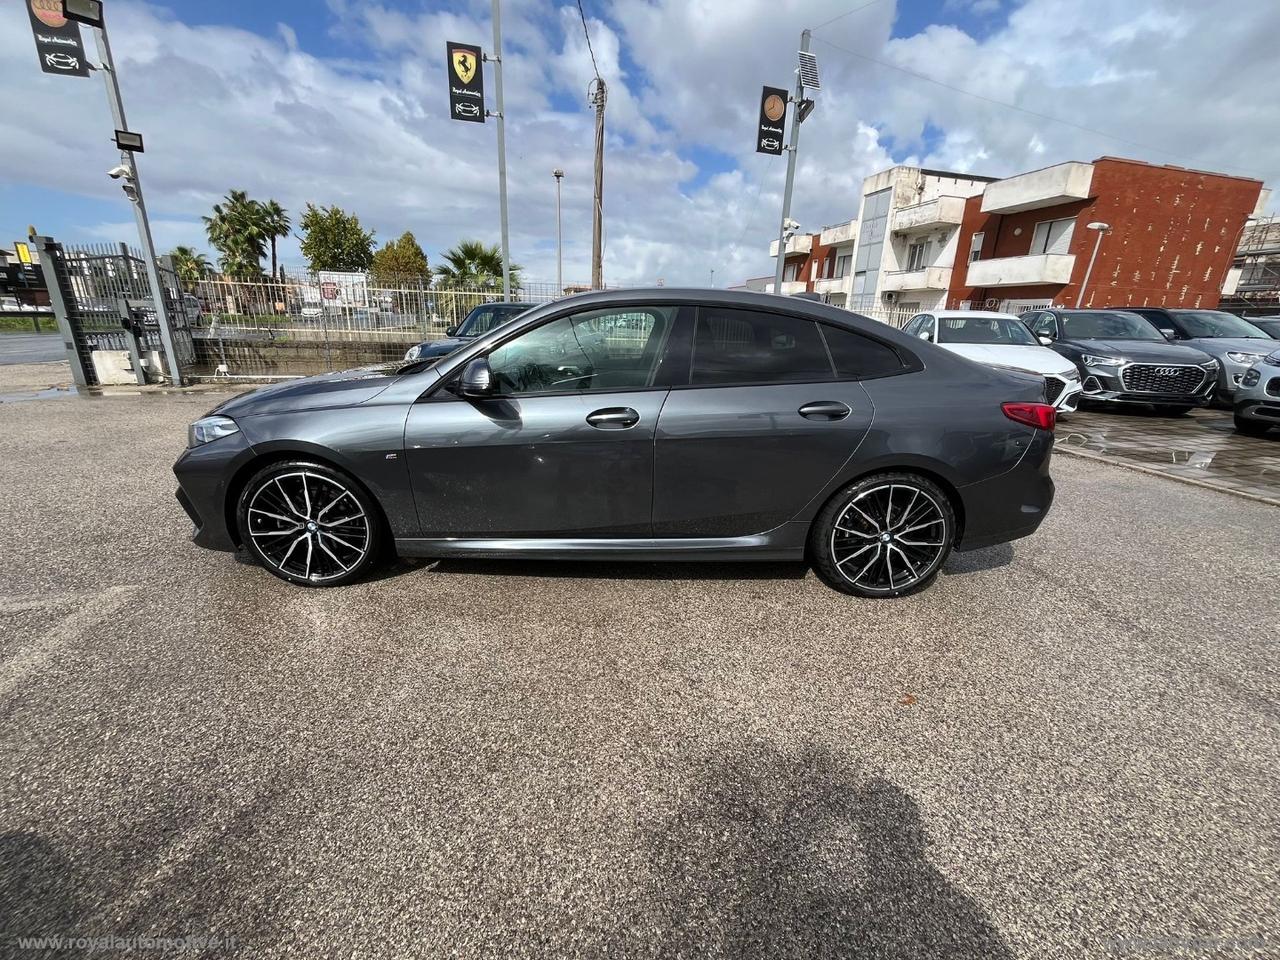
[
  {"x1": 403, "y1": 304, "x2": 680, "y2": 537},
  {"x1": 651, "y1": 305, "x2": 889, "y2": 537}
]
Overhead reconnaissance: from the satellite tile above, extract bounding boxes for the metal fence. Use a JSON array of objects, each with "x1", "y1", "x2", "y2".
[{"x1": 185, "y1": 276, "x2": 567, "y2": 379}]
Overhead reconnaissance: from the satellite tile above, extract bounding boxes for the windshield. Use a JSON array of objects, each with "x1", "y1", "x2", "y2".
[
  {"x1": 1060, "y1": 310, "x2": 1163, "y2": 341},
  {"x1": 937, "y1": 316, "x2": 1037, "y2": 346},
  {"x1": 1169, "y1": 310, "x2": 1268, "y2": 339},
  {"x1": 457, "y1": 303, "x2": 528, "y2": 337}
]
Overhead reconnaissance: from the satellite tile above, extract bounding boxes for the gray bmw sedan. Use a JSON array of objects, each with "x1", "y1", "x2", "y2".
[{"x1": 174, "y1": 289, "x2": 1056, "y2": 598}]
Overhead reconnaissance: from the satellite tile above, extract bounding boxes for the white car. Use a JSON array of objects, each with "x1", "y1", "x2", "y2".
[{"x1": 901, "y1": 310, "x2": 1083, "y2": 413}]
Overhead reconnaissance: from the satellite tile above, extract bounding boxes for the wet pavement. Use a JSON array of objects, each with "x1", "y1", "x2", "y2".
[{"x1": 1056, "y1": 404, "x2": 1280, "y2": 503}]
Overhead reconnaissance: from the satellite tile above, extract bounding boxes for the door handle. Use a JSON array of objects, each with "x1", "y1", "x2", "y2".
[
  {"x1": 586, "y1": 407, "x2": 640, "y2": 429},
  {"x1": 798, "y1": 401, "x2": 852, "y2": 421}
]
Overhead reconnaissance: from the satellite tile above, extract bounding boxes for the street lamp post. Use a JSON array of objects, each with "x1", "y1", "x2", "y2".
[
  {"x1": 1077, "y1": 221, "x2": 1112, "y2": 308},
  {"x1": 552, "y1": 168, "x2": 564, "y2": 294},
  {"x1": 63, "y1": 0, "x2": 184, "y2": 385}
]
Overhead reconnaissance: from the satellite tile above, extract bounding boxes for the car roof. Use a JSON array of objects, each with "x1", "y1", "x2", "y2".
[{"x1": 930, "y1": 310, "x2": 1021, "y2": 320}]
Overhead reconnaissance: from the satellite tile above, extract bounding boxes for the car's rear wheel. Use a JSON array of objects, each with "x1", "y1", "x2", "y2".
[
  {"x1": 1233, "y1": 414, "x2": 1272, "y2": 436},
  {"x1": 237, "y1": 460, "x2": 383, "y2": 587},
  {"x1": 809, "y1": 473, "x2": 956, "y2": 598}
]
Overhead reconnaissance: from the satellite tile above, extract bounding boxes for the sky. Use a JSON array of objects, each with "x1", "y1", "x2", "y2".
[{"x1": 2, "y1": 0, "x2": 1277, "y2": 287}]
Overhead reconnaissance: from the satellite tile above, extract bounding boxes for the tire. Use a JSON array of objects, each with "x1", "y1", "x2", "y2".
[
  {"x1": 1155, "y1": 405, "x2": 1194, "y2": 416},
  {"x1": 236, "y1": 460, "x2": 384, "y2": 587},
  {"x1": 1234, "y1": 414, "x2": 1272, "y2": 437},
  {"x1": 809, "y1": 473, "x2": 957, "y2": 598}
]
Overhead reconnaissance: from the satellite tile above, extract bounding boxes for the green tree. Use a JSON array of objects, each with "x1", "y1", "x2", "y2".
[
  {"x1": 371, "y1": 231, "x2": 431, "y2": 287},
  {"x1": 202, "y1": 190, "x2": 267, "y2": 279},
  {"x1": 170, "y1": 246, "x2": 212, "y2": 290},
  {"x1": 299, "y1": 203, "x2": 374, "y2": 273},
  {"x1": 434, "y1": 239, "x2": 521, "y2": 290},
  {"x1": 260, "y1": 199, "x2": 291, "y2": 280}
]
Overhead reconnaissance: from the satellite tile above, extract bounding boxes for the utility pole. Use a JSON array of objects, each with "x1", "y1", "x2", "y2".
[
  {"x1": 489, "y1": 0, "x2": 511, "y2": 299},
  {"x1": 773, "y1": 29, "x2": 811, "y2": 294},
  {"x1": 590, "y1": 78, "x2": 607, "y2": 289},
  {"x1": 83, "y1": 7, "x2": 184, "y2": 385},
  {"x1": 552, "y1": 168, "x2": 564, "y2": 293}
]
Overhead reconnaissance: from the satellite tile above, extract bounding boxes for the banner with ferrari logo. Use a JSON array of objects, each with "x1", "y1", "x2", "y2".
[{"x1": 446, "y1": 41, "x2": 485, "y2": 123}]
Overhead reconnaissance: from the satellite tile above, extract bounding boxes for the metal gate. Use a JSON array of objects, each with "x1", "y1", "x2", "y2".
[{"x1": 34, "y1": 237, "x2": 195, "y2": 387}]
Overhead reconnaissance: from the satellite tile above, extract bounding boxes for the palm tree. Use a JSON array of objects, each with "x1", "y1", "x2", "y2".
[
  {"x1": 259, "y1": 199, "x2": 291, "y2": 281},
  {"x1": 170, "y1": 246, "x2": 211, "y2": 290},
  {"x1": 434, "y1": 240, "x2": 522, "y2": 290},
  {"x1": 202, "y1": 190, "x2": 267, "y2": 280}
]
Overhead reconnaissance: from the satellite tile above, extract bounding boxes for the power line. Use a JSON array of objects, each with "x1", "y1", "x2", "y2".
[
  {"x1": 812, "y1": 35, "x2": 1243, "y2": 174},
  {"x1": 810, "y1": 0, "x2": 888, "y2": 32},
  {"x1": 576, "y1": 0, "x2": 602, "y2": 82}
]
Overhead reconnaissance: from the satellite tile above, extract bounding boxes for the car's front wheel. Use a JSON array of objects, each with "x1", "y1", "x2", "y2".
[
  {"x1": 1234, "y1": 414, "x2": 1272, "y2": 437},
  {"x1": 237, "y1": 460, "x2": 383, "y2": 587},
  {"x1": 809, "y1": 473, "x2": 957, "y2": 598}
]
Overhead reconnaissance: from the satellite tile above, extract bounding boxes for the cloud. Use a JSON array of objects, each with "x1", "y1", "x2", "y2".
[{"x1": 1, "y1": 0, "x2": 1276, "y2": 288}]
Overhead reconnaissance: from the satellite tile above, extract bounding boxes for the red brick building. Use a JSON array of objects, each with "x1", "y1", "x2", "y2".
[{"x1": 946, "y1": 157, "x2": 1264, "y2": 312}]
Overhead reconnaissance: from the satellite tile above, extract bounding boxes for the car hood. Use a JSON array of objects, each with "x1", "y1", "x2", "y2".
[
  {"x1": 417, "y1": 336, "x2": 473, "y2": 358},
  {"x1": 210, "y1": 365, "x2": 400, "y2": 418},
  {"x1": 1183, "y1": 337, "x2": 1274, "y2": 357},
  {"x1": 1067, "y1": 339, "x2": 1212, "y2": 363},
  {"x1": 940, "y1": 343, "x2": 1076, "y2": 377}
]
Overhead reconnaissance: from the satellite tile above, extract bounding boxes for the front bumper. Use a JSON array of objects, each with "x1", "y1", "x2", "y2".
[
  {"x1": 1078, "y1": 365, "x2": 1215, "y2": 406},
  {"x1": 1047, "y1": 375, "x2": 1083, "y2": 413},
  {"x1": 172, "y1": 430, "x2": 256, "y2": 552}
]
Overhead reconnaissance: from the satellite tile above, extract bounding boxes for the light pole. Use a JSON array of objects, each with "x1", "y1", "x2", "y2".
[
  {"x1": 552, "y1": 168, "x2": 564, "y2": 293},
  {"x1": 1077, "y1": 221, "x2": 1111, "y2": 308},
  {"x1": 63, "y1": 0, "x2": 184, "y2": 385},
  {"x1": 773, "y1": 29, "x2": 818, "y2": 293}
]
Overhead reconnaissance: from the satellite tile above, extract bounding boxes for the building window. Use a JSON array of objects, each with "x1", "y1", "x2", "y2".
[
  {"x1": 906, "y1": 241, "x2": 928, "y2": 272},
  {"x1": 852, "y1": 187, "x2": 892, "y2": 310},
  {"x1": 835, "y1": 254, "x2": 852, "y2": 278},
  {"x1": 783, "y1": 261, "x2": 800, "y2": 282},
  {"x1": 969, "y1": 231, "x2": 984, "y2": 263},
  {"x1": 1030, "y1": 218, "x2": 1075, "y2": 256}
]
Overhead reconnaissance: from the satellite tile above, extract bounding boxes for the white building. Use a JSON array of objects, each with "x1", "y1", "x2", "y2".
[{"x1": 847, "y1": 166, "x2": 996, "y2": 314}]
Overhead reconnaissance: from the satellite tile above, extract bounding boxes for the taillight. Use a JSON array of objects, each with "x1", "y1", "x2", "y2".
[{"x1": 1002, "y1": 401, "x2": 1056, "y2": 431}]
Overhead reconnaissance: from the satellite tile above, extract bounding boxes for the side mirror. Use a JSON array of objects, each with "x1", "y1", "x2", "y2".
[
  {"x1": 1159, "y1": 328, "x2": 1177, "y2": 340},
  {"x1": 458, "y1": 357, "x2": 495, "y2": 397},
  {"x1": 445, "y1": 325, "x2": 458, "y2": 337},
  {"x1": 1038, "y1": 335, "x2": 1054, "y2": 345}
]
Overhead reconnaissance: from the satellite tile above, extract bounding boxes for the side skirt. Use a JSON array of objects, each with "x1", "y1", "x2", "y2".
[{"x1": 394, "y1": 521, "x2": 810, "y2": 562}]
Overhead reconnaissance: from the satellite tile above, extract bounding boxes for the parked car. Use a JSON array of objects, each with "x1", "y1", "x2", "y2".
[
  {"x1": 403, "y1": 301, "x2": 531, "y2": 362},
  {"x1": 174, "y1": 289, "x2": 1057, "y2": 598},
  {"x1": 1232, "y1": 349, "x2": 1280, "y2": 436},
  {"x1": 1117, "y1": 307, "x2": 1273, "y2": 400},
  {"x1": 1021, "y1": 308, "x2": 1217, "y2": 414},
  {"x1": 902, "y1": 310, "x2": 1083, "y2": 412},
  {"x1": 1244, "y1": 316, "x2": 1280, "y2": 339}
]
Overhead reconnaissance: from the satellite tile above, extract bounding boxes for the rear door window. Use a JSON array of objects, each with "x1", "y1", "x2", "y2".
[
  {"x1": 690, "y1": 307, "x2": 833, "y2": 385},
  {"x1": 820, "y1": 324, "x2": 906, "y2": 379}
]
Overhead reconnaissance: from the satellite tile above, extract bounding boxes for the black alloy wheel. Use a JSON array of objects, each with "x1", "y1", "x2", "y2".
[
  {"x1": 810, "y1": 473, "x2": 956, "y2": 598},
  {"x1": 237, "y1": 460, "x2": 382, "y2": 587}
]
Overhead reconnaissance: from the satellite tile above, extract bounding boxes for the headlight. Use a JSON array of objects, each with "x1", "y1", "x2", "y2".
[
  {"x1": 404, "y1": 344, "x2": 422, "y2": 361},
  {"x1": 1242, "y1": 369, "x2": 1260, "y2": 388},
  {"x1": 1226, "y1": 351, "x2": 1267, "y2": 365},
  {"x1": 1060, "y1": 368, "x2": 1080, "y2": 381},
  {"x1": 1081, "y1": 354, "x2": 1124, "y2": 367},
  {"x1": 1200, "y1": 358, "x2": 1219, "y2": 368},
  {"x1": 188, "y1": 415, "x2": 239, "y2": 447}
]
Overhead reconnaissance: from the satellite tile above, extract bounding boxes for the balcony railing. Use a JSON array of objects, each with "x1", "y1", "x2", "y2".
[
  {"x1": 964, "y1": 253, "x2": 1076, "y2": 287},
  {"x1": 813, "y1": 276, "x2": 849, "y2": 294},
  {"x1": 769, "y1": 234, "x2": 813, "y2": 258},
  {"x1": 881, "y1": 266, "x2": 952, "y2": 291},
  {"x1": 891, "y1": 196, "x2": 967, "y2": 233},
  {"x1": 980, "y1": 162, "x2": 1094, "y2": 214},
  {"x1": 819, "y1": 220, "x2": 856, "y2": 246}
]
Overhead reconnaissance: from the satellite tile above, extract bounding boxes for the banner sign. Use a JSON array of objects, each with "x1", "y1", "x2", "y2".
[
  {"x1": 756, "y1": 86, "x2": 787, "y2": 155},
  {"x1": 27, "y1": 0, "x2": 91, "y2": 78},
  {"x1": 447, "y1": 42, "x2": 485, "y2": 123}
]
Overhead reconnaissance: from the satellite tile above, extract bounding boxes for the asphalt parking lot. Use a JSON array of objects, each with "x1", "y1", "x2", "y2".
[{"x1": 1, "y1": 362, "x2": 1277, "y2": 959}]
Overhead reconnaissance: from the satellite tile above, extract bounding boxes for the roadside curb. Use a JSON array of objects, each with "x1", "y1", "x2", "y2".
[{"x1": 1055, "y1": 444, "x2": 1280, "y2": 508}]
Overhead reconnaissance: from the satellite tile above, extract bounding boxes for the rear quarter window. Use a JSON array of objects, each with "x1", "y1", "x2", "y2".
[{"x1": 819, "y1": 324, "x2": 907, "y2": 379}]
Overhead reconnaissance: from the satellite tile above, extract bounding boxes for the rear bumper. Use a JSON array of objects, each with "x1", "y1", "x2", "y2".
[
  {"x1": 172, "y1": 431, "x2": 255, "y2": 552},
  {"x1": 955, "y1": 431, "x2": 1054, "y2": 552}
]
